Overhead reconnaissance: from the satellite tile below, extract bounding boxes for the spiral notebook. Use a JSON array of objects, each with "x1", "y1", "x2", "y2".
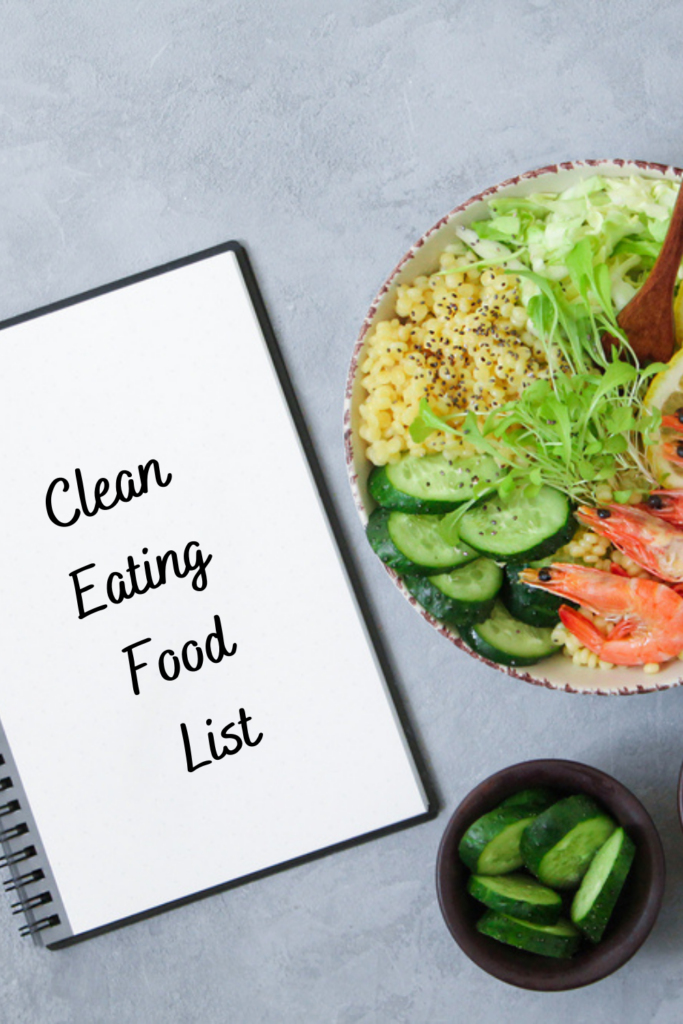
[{"x1": 0, "y1": 243, "x2": 434, "y2": 948}]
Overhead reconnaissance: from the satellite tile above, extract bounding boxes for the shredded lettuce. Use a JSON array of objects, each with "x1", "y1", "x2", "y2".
[
  {"x1": 443, "y1": 174, "x2": 682, "y2": 362},
  {"x1": 476, "y1": 175, "x2": 680, "y2": 316}
]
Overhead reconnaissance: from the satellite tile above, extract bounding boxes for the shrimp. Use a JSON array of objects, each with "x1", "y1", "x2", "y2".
[
  {"x1": 659, "y1": 438, "x2": 683, "y2": 468},
  {"x1": 657, "y1": 408, "x2": 683, "y2": 466},
  {"x1": 661, "y1": 409, "x2": 683, "y2": 432},
  {"x1": 576, "y1": 504, "x2": 683, "y2": 583},
  {"x1": 519, "y1": 563, "x2": 683, "y2": 665},
  {"x1": 643, "y1": 490, "x2": 683, "y2": 527}
]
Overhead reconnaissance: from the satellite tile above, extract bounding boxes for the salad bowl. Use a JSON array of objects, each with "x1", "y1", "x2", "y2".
[{"x1": 344, "y1": 159, "x2": 683, "y2": 695}]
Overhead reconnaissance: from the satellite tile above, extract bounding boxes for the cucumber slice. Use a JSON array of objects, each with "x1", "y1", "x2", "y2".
[
  {"x1": 366, "y1": 508, "x2": 477, "y2": 575},
  {"x1": 499, "y1": 787, "x2": 558, "y2": 814},
  {"x1": 459, "y1": 806, "x2": 539, "y2": 874},
  {"x1": 368, "y1": 454, "x2": 502, "y2": 514},
  {"x1": 403, "y1": 557, "x2": 502, "y2": 627},
  {"x1": 521, "y1": 795, "x2": 618, "y2": 890},
  {"x1": 502, "y1": 563, "x2": 574, "y2": 627},
  {"x1": 571, "y1": 827, "x2": 636, "y2": 942},
  {"x1": 467, "y1": 873, "x2": 563, "y2": 925},
  {"x1": 459, "y1": 601, "x2": 560, "y2": 667},
  {"x1": 457, "y1": 485, "x2": 576, "y2": 563},
  {"x1": 477, "y1": 910, "x2": 581, "y2": 959}
]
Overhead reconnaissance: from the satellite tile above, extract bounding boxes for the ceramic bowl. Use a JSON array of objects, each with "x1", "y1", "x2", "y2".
[
  {"x1": 435, "y1": 759, "x2": 665, "y2": 991},
  {"x1": 344, "y1": 159, "x2": 683, "y2": 695}
]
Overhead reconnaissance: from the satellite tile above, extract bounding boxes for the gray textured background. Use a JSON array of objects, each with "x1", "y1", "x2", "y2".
[{"x1": 1, "y1": 0, "x2": 683, "y2": 1021}]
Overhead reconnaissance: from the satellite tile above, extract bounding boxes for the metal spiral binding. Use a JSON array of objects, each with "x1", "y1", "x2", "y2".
[
  {"x1": 0, "y1": 765, "x2": 61, "y2": 939},
  {"x1": 0, "y1": 844, "x2": 36, "y2": 868},
  {"x1": 18, "y1": 915, "x2": 60, "y2": 937},
  {"x1": 3, "y1": 869, "x2": 45, "y2": 891},
  {"x1": 0, "y1": 823, "x2": 29, "y2": 842},
  {"x1": 11, "y1": 891, "x2": 53, "y2": 914}
]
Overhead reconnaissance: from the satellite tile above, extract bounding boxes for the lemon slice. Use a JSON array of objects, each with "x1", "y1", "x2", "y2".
[{"x1": 644, "y1": 346, "x2": 683, "y2": 487}]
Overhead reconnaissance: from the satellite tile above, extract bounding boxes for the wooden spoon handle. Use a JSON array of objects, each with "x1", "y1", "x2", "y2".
[
  {"x1": 609, "y1": 179, "x2": 683, "y2": 363},
  {"x1": 634, "y1": 182, "x2": 683, "y2": 299}
]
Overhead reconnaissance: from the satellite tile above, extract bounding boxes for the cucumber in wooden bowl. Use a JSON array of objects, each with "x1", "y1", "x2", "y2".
[
  {"x1": 571, "y1": 827, "x2": 636, "y2": 942},
  {"x1": 499, "y1": 787, "x2": 558, "y2": 814},
  {"x1": 477, "y1": 910, "x2": 582, "y2": 959},
  {"x1": 461, "y1": 789, "x2": 637, "y2": 960},
  {"x1": 467, "y1": 873, "x2": 563, "y2": 925},
  {"x1": 368, "y1": 453, "x2": 502, "y2": 514},
  {"x1": 520, "y1": 795, "x2": 617, "y2": 890},
  {"x1": 436, "y1": 756, "x2": 665, "y2": 989},
  {"x1": 458, "y1": 804, "x2": 542, "y2": 875}
]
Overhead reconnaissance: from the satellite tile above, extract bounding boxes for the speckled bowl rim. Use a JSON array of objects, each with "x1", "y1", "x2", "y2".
[
  {"x1": 343, "y1": 159, "x2": 683, "y2": 696},
  {"x1": 435, "y1": 759, "x2": 665, "y2": 991}
]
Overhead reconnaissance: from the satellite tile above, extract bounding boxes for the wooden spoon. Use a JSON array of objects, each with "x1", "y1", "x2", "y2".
[{"x1": 604, "y1": 178, "x2": 683, "y2": 364}]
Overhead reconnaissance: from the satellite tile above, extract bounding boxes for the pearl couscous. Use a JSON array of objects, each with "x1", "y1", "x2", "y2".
[{"x1": 359, "y1": 252, "x2": 557, "y2": 467}]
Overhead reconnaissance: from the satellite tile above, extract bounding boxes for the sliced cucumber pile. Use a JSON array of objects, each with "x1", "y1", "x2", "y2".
[
  {"x1": 365, "y1": 453, "x2": 578, "y2": 667},
  {"x1": 499, "y1": 787, "x2": 557, "y2": 814},
  {"x1": 459, "y1": 787, "x2": 636, "y2": 959},
  {"x1": 459, "y1": 806, "x2": 538, "y2": 874},
  {"x1": 502, "y1": 562, "x2": 574, "y2": 628},
  {"x1": 459, "y1": 601, "x2": 560, "y2": 667},
  {"x1": 477, "y1": 910, "x2": 581, "y2": 959},
  {"x1": 369, "y1": 453, "x2": 502, "y2": 514},
  {"x1": 366, "y1": 508, "x2": 477, "y2": 575},
  {"x1": 520, "y1": 795, "x2": 617, "y2": 889},
  {"x1": 403, "y1": 558, "x2": 502, "y2": 627},
  {"x1": 571, "y1": 827, "x2": 636, "y2": 942},
  {"x1": 467, "y1": 873, "x2": 563, "y2": 925},
  {"x1": 457, "y1": 485, "x2": 576, "y2": 563}
]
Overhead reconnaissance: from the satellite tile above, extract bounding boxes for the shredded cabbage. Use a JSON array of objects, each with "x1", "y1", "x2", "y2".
[{"x1": 466, "y1": 174, "x2": 680, "y2": 315}]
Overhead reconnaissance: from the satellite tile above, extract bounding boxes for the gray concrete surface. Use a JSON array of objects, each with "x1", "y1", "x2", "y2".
[{"x1": 1, "y1": 0, "x2": 683, "y2": 1020}]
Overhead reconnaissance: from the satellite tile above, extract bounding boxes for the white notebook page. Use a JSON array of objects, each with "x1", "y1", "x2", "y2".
[{"x1": 0, "y1": 248, "x2": 428, "y2": 937}]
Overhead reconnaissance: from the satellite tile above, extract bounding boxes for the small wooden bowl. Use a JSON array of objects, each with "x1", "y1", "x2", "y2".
[{"x1": 436, "y1": 760, "x2": 665, "y2": 991}]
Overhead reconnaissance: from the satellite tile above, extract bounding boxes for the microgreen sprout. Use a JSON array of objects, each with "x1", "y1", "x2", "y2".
[{"x1": 433, "y1": 248, "x2": 527, "y2": 277}]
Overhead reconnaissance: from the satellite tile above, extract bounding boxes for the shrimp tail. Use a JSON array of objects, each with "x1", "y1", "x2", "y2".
[
  {"x1": 559, "y1": 606, "x2": 606, "y2": 656},
  {"x1": 605, "y1": 618, "x2": 637, "y2": 642}
]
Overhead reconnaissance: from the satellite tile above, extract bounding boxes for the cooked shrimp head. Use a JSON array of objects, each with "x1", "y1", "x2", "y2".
[
  {"x1": 576, "y1": 504, "x2": 683, "y2": 583},
  {"x1": 520, "y1": 563, "x2": 683, "y2": 665}
]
